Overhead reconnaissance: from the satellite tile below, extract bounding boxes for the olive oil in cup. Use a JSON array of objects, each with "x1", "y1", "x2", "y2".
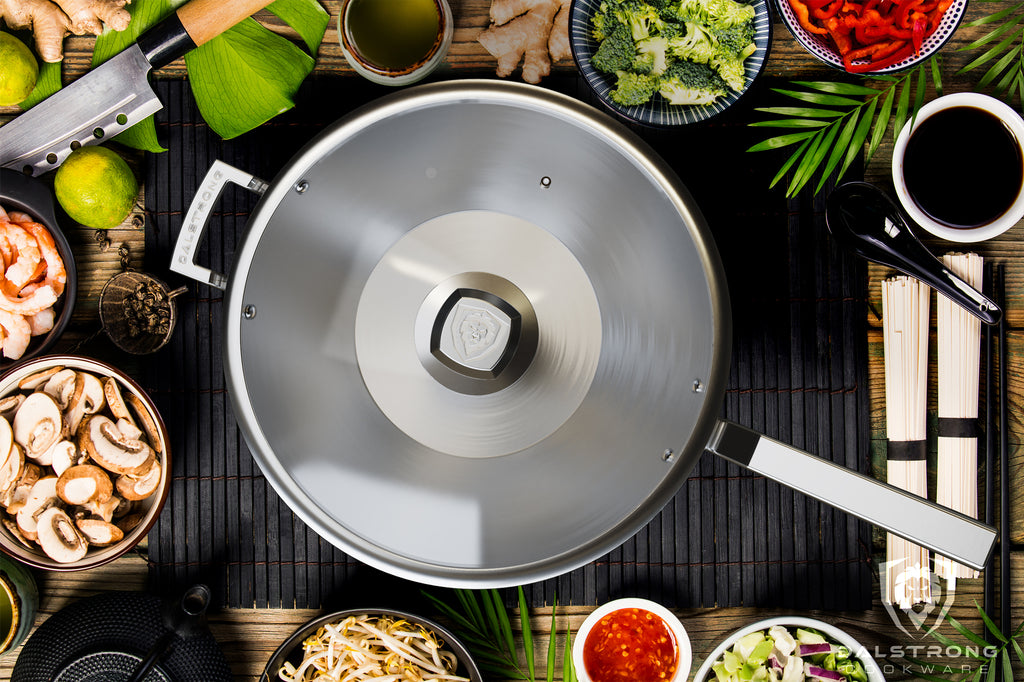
[
  {"x1": 892, "y1": 92, "x2": 1024, "y2": 243},
  {"x1": 338, "y1": 0, "x2": 453, "y2": 86}
]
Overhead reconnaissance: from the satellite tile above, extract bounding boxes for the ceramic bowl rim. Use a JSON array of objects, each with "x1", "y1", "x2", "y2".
[{"x1": 571, "y1": 597, "x2": 693, "y2": 682}]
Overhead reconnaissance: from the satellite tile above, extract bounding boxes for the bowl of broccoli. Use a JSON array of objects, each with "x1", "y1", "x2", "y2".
[{"x1": 569, "y1": 0, "x2": 772, "y2": 126}]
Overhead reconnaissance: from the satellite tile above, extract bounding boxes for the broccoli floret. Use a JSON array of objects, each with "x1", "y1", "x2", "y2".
[
  {"x1": 592, "y1": 24, "x2": 636, "y2": 73},
  {"x1": 657, "y1": 60, "x2": 728, "y2": 104},
  {"x1": 705, "y1": 0, "x2": 755, "y2": 28},
  {"x1": 669, "y1": 21, "x2": 718, "y2": 64},
  {"x1": 609, "y1": 70, "x2": 660, "y2": 106},
  {"x1": 592, "y1": 0, "x2": 624, "y2": 41},
  {"x1": 618, "y1": 0, "x2": 665, "y2": 40},
  {"x1": 711, "y1": 53, "x2": 748, "y2": 91},
  {"x1": 665, "y1": 0, "x2": 710, "y2": 23},
  {"x1": 714, "y1": 22, "x2": 755, "y2": 57},
  {"x1": 635, "y1": 35, "x2": 670, "y2": 75},
  {"x1": 632, "y1": 51, "x2": 656, "y2": 73}
]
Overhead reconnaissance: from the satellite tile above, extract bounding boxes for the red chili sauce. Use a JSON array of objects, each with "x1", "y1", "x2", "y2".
[{"x1": 582, "y1": 607, "x2": 678, "y2": 681}]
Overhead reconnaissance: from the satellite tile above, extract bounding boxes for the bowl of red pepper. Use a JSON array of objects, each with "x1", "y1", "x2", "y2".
[
  {"x1": 775, "y1": 0, "x2": 968, "y2": 73},
  {"x1": 572, "y1": 597, "x2": 692, "y2": 682}
]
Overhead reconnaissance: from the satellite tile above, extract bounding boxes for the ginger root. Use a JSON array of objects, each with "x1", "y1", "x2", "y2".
[
  {"x1": 477, "y1": 0, "x2": 571, "y2": 84},
  {"x1": 0, "y1": 0, "x2": 131, "y2": 63}
]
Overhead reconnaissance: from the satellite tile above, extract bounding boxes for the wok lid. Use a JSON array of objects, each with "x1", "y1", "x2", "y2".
[{"x1": 223, "y1": 81, "x2": 731, "y2": 586}]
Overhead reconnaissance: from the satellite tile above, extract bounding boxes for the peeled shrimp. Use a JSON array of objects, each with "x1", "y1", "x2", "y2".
[
  {"x1": 0, "y1": 309, "x2": 32, "y2": 360},
  {"x1": 3, "y1": 223, "x2": 42, "y2": 291},
  {"x1": 0, "y1": 204, "x2": 67, "y2": 359}
]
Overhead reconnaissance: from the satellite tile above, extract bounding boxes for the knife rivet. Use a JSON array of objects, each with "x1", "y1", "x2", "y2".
[
  {"x1": 93, "y1": 127, "x2": 105, "y2": 139},
  {"x1": 243, "y1": 304, "x2": 257, "y2": 320},
  {"x1": 295, "y1": 181, "x2": 309, "y2": 194},
  {"x1": 45, "y1": 154, "x2": 57, "y2": 166},
  {"x1": 540, "y1": 176, "x2": 552, "y2": 188},
  {"x1": 662, "y1": 449, "x2": 675, "y2": 463},
  {"x1": 693, "y1": 379, "x2": 704, "y2": 393}
]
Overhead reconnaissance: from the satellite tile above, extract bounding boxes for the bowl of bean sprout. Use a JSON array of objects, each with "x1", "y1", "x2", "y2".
[{"x1": 262, "y1": 608, "x2": 483, "y2": 682}]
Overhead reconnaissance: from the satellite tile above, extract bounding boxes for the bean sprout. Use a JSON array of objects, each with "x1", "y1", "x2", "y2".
[{"x1": 278, "y1": 614, "x2": 471, "y2": 682}]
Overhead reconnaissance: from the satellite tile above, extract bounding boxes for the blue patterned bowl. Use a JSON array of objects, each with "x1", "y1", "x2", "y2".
[{"x1": 569, "y1": 0, "x2": 772, "y2": 126}]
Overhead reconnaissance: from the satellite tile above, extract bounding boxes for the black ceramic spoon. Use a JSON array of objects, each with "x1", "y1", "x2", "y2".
[
  {"x1": 825, "y1": 181, "x2": 1001, "y2": 326},
  {"x1": 126, "y1": 584, "x2": 212, "y2": 682}
]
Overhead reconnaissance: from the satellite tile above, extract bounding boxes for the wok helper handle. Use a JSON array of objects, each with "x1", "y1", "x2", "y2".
[{"x1": 705, "y1": 420, "x2": 996, "y2": 571}]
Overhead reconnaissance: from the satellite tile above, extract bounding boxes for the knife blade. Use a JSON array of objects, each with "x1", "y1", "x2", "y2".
[{"x1": 0, "y1": 0, "x2": 275, "y2": 175}]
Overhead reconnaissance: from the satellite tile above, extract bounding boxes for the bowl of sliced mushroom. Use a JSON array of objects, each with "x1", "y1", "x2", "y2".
[{"x1": 0, "y1": 355, "x2": 168, "y2": 570}]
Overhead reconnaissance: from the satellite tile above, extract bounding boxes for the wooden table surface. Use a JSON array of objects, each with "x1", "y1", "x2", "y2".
[{"x1": 0, "y1": 0, "x2": 1022, "y2": 680}]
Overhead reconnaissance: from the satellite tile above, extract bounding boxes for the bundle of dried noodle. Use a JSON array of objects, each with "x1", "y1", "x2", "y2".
[
  {"x1": 934, "y1": 253, "x2": 983, "y2": 581},
  {"x1": 881, "y1": 275, "x2": 932, "y2": 608}
]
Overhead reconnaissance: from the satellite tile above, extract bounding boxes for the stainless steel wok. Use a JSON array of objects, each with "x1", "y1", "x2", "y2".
[{"x1": 170, "y1": 80, "x2": 995, "y2": 587}]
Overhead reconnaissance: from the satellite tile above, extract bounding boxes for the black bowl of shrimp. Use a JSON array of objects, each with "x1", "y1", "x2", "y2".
[
  {"x1": 262, "y1": 608, "x2": 484, "y2": 682},
  {"x1": 0, "y1": 169, "x2": 76, "y2": 367}
]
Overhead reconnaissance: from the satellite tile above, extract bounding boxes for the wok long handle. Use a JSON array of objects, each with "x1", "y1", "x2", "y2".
[
  {"x1": 705, "y1": 420, "x2": 996, "y2": 571},
  {"x1": 170, "y1": 160, "x2": 268, "y2": 289}
]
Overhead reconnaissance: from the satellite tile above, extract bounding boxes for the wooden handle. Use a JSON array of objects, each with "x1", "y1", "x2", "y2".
[{"x1": 177, "y1": 0, "x2": 276, "y2": 47}]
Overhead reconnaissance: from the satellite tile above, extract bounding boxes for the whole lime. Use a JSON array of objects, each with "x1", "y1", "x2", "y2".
[
  {"x1": 0, "y1": 31, "x2": 39, "y2": 106},
  {"x1": 55, "y1": 146, "x2": 139, "y2": 229}
]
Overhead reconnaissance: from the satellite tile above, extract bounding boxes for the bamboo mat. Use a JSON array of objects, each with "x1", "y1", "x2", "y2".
[{"x1": 142, "y1": 76, "x2": 872, "y2": 610}]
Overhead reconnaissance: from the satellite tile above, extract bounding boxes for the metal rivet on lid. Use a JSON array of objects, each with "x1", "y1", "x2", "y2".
[
  {"x1": 662, "y1": 449, "x2": 675, "y2": 463},
  {"x1": 243, "y1": 304, "x2": 257, "y2": 319},
  {"x1": 295, "y1": 180, "x2": 309, "y2": 194},
  {"x1": 693, "y1": 379, "x2": 704, "y2": 393}
]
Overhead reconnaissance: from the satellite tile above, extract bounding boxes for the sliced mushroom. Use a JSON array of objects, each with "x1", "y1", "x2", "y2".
[
  {"x1": 116, "y1": 462, "x2": 161, "y2": 501},
  {"x1": 16, "y1": 366, "x2": 64, "y2": 391},
  {"x1": 48, "y1": 440, "x2": 80, "y2": 476},
  {"x1": 115, "y1": 418, "x2": 143, "y2": 443},
  {"x1": 4, "y1": 458, "x2": 40, "y2": 512},
  {"x1": 1, "y1": 517, "x2": 34, "y2": 549},
  {"x1": 43, "y1": 368, "x2": 79, "y2": 409},
  {"x1": 0, "y1": 439, "x2": 24, "y2": 505},
  {"x1": 35, "y1": 506, "x2": 89, "y2": 563},
  {"x1": 79, "y1": 495, "x2": 121, "y2": 523},
  {"x1": 15, "y1": 475, "x2": 58, "y2": 541},
  {"x1": 13, "y1": 392, "x2": 63, "y2": 463},
  {"x1": 124, "y1": 392, "x2": 162, "y2": 454},
  {"x1": 64, "y1": 371, "x2": 106, "y2": 437},
  {"x1": 0, "y1": 395, "x2": 25, "y2": 422},
  {"x1": 102, "y1": 377, "x2": 134, "y2": 426},
  {"x1": 112, "y1": 496, "x2": 134, "y2": 520},
  {"x1": 75, "y1": 517, "x2": 124, "y2": 546},
  {"x1": 0, "y1": 416, "x2": 12, "y2": 463},
  {"x1": 79, "y1": 415, "x2": 154, "y2": 476},
  {"x1": 116, "y1": 511, "x2": 146, "y2": 535},
  {"x1": 57, "y1": 464, "x2": 113, "y2": 506}
]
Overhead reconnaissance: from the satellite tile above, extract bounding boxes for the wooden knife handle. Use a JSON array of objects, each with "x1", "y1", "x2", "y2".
[{"x1": 177, "y1": 0, "x2": 277, "y2": 47}]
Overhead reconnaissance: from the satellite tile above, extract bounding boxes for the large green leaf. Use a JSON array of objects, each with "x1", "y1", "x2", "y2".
[
  {"x1": 185, "y1": 18, "x2": 314, "y2": 139},
  {"x1": 91, "y1": 0, "x2": 326, "y2": 148}
]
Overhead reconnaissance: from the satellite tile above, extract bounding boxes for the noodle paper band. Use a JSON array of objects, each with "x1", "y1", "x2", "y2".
[
  {"x1": 935, "y1": 253, "x2": 983, "y2": 581},
  {"x1": 882, "y1": 276, "x2": 932, "y2": 609}
]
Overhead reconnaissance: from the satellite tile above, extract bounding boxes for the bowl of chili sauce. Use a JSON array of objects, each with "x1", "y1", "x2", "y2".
[{"x1": 573, "y1": 598, "x2": 692, "y2": 682}]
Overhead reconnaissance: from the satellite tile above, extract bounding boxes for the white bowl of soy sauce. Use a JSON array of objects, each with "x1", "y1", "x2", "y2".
[{"x1": 892, "y1": 92, "x2": 1024, "y2": 243}]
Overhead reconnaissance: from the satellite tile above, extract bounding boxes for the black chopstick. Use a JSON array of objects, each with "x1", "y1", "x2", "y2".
[
  {"x1": 997, "y1": 263, "x2": 1011, "y2": 640},
  {"x1": 984, "y1": 261, "x2": 995, "y2": 646}
]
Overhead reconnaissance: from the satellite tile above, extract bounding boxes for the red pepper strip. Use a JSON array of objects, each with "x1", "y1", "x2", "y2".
[
  {"x1": 912, "y1": 15, "x2": 927, "y2": 52},
  {"x1": 844, "y1": 40, "x2": 895, "y2": 62},
  {"x1": 887, "y1": 25, "x2": 913, "y2": 39},
  {"x1": 842, "y1": 9, "x2": 883, "y2": 28},
  {"x1": 871, "y1": 37, "x2": 908, "y2": 59},
  {"x1": 812, "y1": 0, "x2": 843, "y2": 19},
  {"x1": 845, "y1": 42, "x2": 913, "y2": 71},
  {"x1": 930, "y1": 0, "x2": 953, "y2": 28},
  {"x1": 790, "y1": 0, "x2": 830, "y2": 33},
  {"x1": 825, "y1": 16, "x2": 854, "y2": 53},
  {"x1": 805, "y1": 0, "x2": 833, "y2": 10},
  {"x1": 895, "y1": 0, "x2": 923, "y2": 27}
]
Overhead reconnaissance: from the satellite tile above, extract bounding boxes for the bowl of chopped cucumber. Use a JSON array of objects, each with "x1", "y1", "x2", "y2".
[
  {"x1": 569, "y1": 0, "x2": 772, "y2": 126},
  {"x1": 693, "y1": 616, "x2": 884, "y2": 682}
]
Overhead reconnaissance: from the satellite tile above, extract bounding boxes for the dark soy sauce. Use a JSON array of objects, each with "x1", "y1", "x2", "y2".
[{"x1": 904, "y1": 106, "x2": 1023, "y2": 228}]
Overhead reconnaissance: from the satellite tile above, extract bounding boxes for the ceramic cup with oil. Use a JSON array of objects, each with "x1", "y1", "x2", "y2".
[
  {"x1": 892, "y1": 92, "x2": 1024, "y2": 243},
  {"x1": 0, "y1": 553, "x2": 37, "y2": 656},
  {"x1": 338, "y1": 0, "x2": 453, "y2": 86}
]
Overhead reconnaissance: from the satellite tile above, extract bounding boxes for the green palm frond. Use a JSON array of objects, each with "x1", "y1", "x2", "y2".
[
  {"x1": 958, "y1": 0, "x2": 1024, "y2": 101},
  {"x1": 904, "y1": 602, "x2": 1024, "y2": 681},
  {"x1": 747, "y1": 60, "x2": 939, "y2": 197},
  {"x1": 424, "y1": 587, "x2": 577, "y2": 681}
]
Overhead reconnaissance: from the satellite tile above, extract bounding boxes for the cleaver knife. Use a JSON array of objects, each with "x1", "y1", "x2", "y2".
[{"x1": 0, "y1": 0, "x2": 275, "y2": 175}]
